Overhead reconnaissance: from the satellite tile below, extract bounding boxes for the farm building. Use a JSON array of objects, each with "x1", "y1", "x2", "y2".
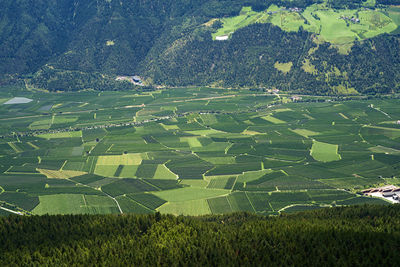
[
  {"x1": 215, "y1": 35, "x2": 229, "y2": 41},
  {"x1": 363, "y1": 185, "x2": 400, "y2": 203},
  {"x1": 116, "y1": 75, "x2": 144, "y2": 86},
  {"x1": 291, "y1": 96, "x2": 302, "y2": 101}
]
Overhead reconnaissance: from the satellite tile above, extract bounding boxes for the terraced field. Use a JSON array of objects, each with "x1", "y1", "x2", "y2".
[{"x1": 0, "y1": 86, "x2": 398, "y2": 216}]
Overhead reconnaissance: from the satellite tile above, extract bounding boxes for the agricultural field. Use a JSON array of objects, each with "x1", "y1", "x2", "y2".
[
  {"x1": 0, "y1": 86, "x2": 398, "y2": 216},
  {"x1": 211, "y1": 3, "x2": 400, "y2": 45}
]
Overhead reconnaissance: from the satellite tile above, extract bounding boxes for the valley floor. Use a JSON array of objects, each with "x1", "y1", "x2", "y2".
[{"x1": 0, "y1": 86, "x2": 399, "y2": 216}]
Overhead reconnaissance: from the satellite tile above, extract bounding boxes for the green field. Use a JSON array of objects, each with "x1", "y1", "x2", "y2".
[
  {"x1": 0, "y1": 86, "x2": 398, "y2": 216},
  {"x1": 33, "y1": 194, "x2": 118, "y2": 215},
  {"x1": 153, "y1": 188, "x2": 230, "y2": 202},
  {"x1": 310, "y1": 140, "x2": 341, "y2": 162},
  {"x1": 157, "y1": 199, "x2": 211, "y2": 216},
  {"x1": 261, "y1": 115, "x2": 286, "y2": 124}
]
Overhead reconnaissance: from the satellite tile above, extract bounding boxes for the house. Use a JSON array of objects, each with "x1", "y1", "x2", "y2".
[
  {"x1": 291, "y1": 96, "x2": 302, "y2": 101},
  {"x1": 396, "y1": 120, "x2": 400, "y2": 125},
  {"x1": 215, "y1": 35, "x2": 229, "y2": 41},
  {"x1": 288, "y1": 7, "x2": 302, "y2": 12},
  {"x1": 133, "y1": 76, "x2": 142, "y2": 83}
]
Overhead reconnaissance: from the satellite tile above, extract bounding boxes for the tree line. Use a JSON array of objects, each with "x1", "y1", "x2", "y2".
[{"x1": 0, "y1": 205, "x2": 399, "y2": 265}]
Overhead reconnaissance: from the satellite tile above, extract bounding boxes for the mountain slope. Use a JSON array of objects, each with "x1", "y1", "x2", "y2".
[{"x1": 0, "y1": 0, "x2": 399, "y2": 94}]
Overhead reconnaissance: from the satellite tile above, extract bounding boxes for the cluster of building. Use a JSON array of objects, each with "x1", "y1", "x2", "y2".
[
  {"x1": 267, "y1": 7, "x2": 302, "y2": 15},
  {"x1": 287, "y1": 7, "x2": 303, "y2": 12},
  {"x1": 115, "y1": 75, "x2": 144, "y2": 86},
  {"x1": 362, "y1": 185, "x2": 400, "y2": 202},
  {"x1": 339, "y1": 15, "x2": 360, "y2": 24}
]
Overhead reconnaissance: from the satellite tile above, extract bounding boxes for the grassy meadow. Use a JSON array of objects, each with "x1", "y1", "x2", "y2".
[{"x1": 211, "y1": 3, "x2": 400, "y2": 45}]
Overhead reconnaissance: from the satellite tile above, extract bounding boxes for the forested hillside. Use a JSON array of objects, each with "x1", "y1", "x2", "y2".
[
  {"x1": 1, "y1": 0, "x2": 399, "y2": 94},
  {"x1": 1, "y1": 205, "x2": 399, "y2": 265}
]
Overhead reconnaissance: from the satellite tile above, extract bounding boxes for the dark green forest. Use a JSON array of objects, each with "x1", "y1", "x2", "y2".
[
  {"x1": 0, "y1": 0, "x2": 399, "y2": 94},
  {"x1": 0, "y1": 205, "x2": 399, "y2": 266}
]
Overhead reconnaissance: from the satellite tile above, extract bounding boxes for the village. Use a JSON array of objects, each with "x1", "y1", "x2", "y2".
[{"x1": 339, "y1": 15, "x2": 360, "y2": 24}]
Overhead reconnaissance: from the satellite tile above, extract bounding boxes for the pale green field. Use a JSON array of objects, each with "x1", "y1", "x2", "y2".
[
  {"x1": 94, "y1": 165, "x2": 119, "y2": 177},
  {"x1": 118, "y1": 165, "x2": 139, "y2": 178},
  {"x1": 96, "y1": 153, "x2": 144, "y2": 166},
  {"x1": 153, "y1": 164, "x2": 178, "y2": 180},
  {"x1": 33, "y1": 194, "x2": 81, "y2": 214},
  {"x1": 237, "y1": 169, "x2": 273, "y2": 183},
  {"x1": 157, "y1": 199, "x2": 211, "y2": 216},
  {"x1": 161, "y1": 106, "x2": 177, "y2": 111},
  {"x1": 242, "y1": 129, "x2": 263, "y2": 135},
  {"x1": 180, "y1": 137, "x2": 202, "y2": 148},
  {"x1": 200, "y1": 114, "x2": 218, "y2": 125},
  {"x1": 160, "y1": 123, "x2": 179, "y2": 130},
  {"x1": 29, "y1": 118, "x2": 52, "y2": 130},
  {"x1": 179, "y1": 179, "x2": 209, "y2": 188},
  {"x1": 310, "y1": 140, "x2": 341, "y2": 162},
  {"x1": 192, "y1": 142, "x2": 231, "y2": 153},
  {"x1": 290, "y1": 128, "x2": 320, "y2": 138},
  {"x1": 37, "y1": 168, "x2": 86, "y2": 179},
  {"x1": 212, "y1": 6, "x2": 269, "y2": 39},
  {"x1": 207, "y1": 176, "x2": 235, "y2": 189},
  {"x1": 84, "y1": 195, "x2": 119, "y2": 214},
  {"x1": 37, "y1": 131, "x2": 82, "y2": 139},
  {"x1": 33, "y1": 194, "x2": 117, "y2": 215},
  {"x1": 261, "y1": 115, "x2": 286, "y2": 124},
  {"x1": 274, "y1": 108, "x2": 292, "y2": 113},
  {"x1": 153, "y1": 187, "x2": 230, "y2": 202},
  {"x1": 53, "y1": 116, "x2": 79, "y2": 124},
  {"x1": 184, "y1": 129, "x2": 225, "y2": 136}
]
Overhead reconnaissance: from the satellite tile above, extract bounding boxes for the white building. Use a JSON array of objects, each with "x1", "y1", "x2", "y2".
[{"x1": 215, "y1": 35, "x2": 229, "y2": 41}]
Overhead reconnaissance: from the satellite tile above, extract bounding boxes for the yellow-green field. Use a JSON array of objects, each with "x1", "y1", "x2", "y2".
[
  {"x1": 290, "y1": 128, "x2": 320, "y2": 138},
  {"x1": 153, "y1": 188, "x2": 230, "y2": 202},
  {"x1": 37, "y1": 131, "x2": 82, "y2": 139},
  {"x1": 274, "y1": 62, "x2": 293, "y2": 74},
  {"x1": 33, "y1": 194, "x2": 118, "y2": 215},
  {"x1": 310, "y1": 140, "x2": 341, "y2": 162},
  {"x1": 157, "y1": 199, "x2": 211, "y2": 216},
  {"x1": 153, "y1": 165, "x2": 178, "y2": 180},
  {"x1": 96, "y1": 153, "x2": 145, "y2": 166},
  {"x1": 180, "y1": 137, "x2": 202, "y2": 148},
  {"x1": 261, "y1": 115, "x2": 286, "y2": 124},
  {"x1": 37, "y1": 168, "x2": 86, "y2": 179}
]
